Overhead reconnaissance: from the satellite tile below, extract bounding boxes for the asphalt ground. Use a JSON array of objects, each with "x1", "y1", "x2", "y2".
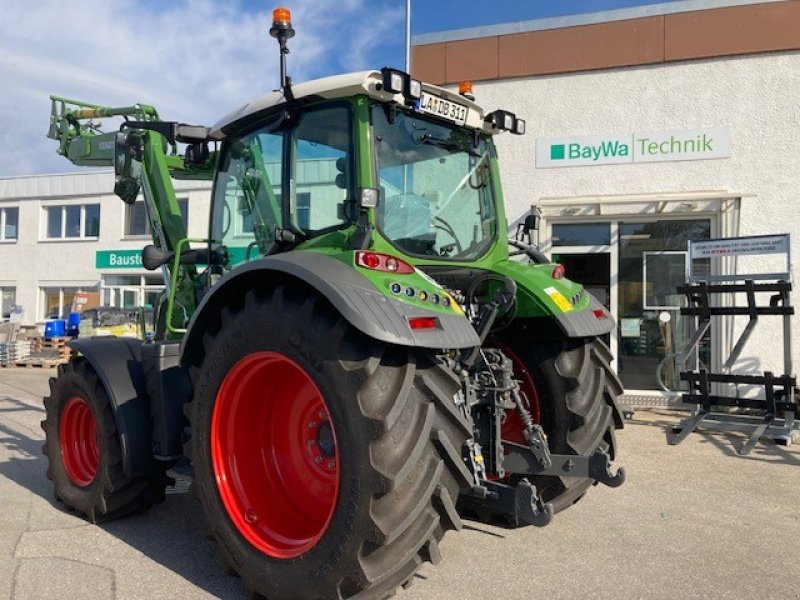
[{"x1": 2, "y1": 367, "x2": 799, "y2": 600}]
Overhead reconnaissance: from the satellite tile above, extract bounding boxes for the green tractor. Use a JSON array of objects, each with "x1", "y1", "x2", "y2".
[{"x1": 42, "y1": 8, "x2": 624, "y2": 599}]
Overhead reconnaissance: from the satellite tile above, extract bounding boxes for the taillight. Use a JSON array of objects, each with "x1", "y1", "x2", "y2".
[
  {"x1": 551, "y1": 263, "x2": 565, "y2": 279},
  {"x1": 355, "y1": 251, "x2": 414, "y2": 274},
  {"x1": 408, "y1": 317, "x2": 438, "y2": 330},
  {"x1": 593, "y1": 309, "x2": 607, "y2": 319}
]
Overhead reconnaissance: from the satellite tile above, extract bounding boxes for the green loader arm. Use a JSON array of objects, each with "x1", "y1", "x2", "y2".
[{"x1": 47, "y1": 95, "x2": 216, "y2": 335}]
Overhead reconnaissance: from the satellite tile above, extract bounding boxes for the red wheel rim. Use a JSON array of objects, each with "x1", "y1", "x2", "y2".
[
  {"x1": 211, "y1": 351, "x2": 340, "y2": 559},
  {"x1": 493, "y1": 342, "x2": 541, "y2": 446},
  {"x1": 59, "y1": 397, "x2": 100, "y2": 487}
]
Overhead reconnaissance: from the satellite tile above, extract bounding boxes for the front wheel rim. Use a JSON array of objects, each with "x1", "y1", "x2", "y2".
[
  {"x1": 211, "y1": 351, "x2": 340, "y2": 559},
  {"x1": 59, "y1": 397, "x2": 100, "y2": 487}
]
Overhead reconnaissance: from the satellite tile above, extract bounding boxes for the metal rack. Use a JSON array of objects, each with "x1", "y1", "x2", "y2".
[{"x1": 667, "y1": 235, "x2": 798, "y2": 455}]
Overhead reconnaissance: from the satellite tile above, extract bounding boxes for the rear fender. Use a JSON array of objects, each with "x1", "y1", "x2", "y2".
[
  {"x1": 67, "y1": 337, "x2": 155, "y2": 479},
  {"x1": 179, "y1": 251, "x2": 480, "y2": 368}
]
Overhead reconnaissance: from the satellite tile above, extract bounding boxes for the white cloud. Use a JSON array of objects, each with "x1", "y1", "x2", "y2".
[{"x1": 0, "y1": 0, "x2": 404, "y2": 176}]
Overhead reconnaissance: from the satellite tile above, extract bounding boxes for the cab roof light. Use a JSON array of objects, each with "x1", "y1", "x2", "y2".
[
  {"x1": 407, "y1": 78, "x2": 422, "y2": 101},
  {"x1": 381, "y1": 67, "x2": 406, "y2": 95},
  {"x1": 458, "y1": 81, "x2": 475, "y2": 101},
  {"x1": 380, "y1": 67, "x2": 421, "y2": 103},
  {"x1": 485, "y1": 109, "x2": 527, "y2": 136},
  {"x1": 408, "y1": 316, "x2": 438, "y2": 330},
  {"x1": 355, "y1": 251, "x2": 415, "y2": 274}
]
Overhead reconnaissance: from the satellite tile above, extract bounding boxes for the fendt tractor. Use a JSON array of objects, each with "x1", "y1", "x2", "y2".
[{"x1": 42, "y1": 8, "x2": 625, "y2": 599}]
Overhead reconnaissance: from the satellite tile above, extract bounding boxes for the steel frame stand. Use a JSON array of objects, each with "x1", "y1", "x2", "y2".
[{"x1": 668, "y1": 237, "x2": 797, "y2": 455}]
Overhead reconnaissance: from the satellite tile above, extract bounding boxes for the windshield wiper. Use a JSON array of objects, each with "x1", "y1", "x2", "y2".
[{"x1": 414, "y1": 133, "x2": 481, "y2": 157}]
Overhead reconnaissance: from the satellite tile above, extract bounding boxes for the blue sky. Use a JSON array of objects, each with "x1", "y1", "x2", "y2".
[{"x1": 1, "y1": 0, "x2": 681, "y2": 176}]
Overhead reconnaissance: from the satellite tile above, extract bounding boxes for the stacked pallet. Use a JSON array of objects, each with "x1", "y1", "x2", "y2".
[
  {"x1": 13, "y1": 336, "x2": 72, "y2": 368},
  {"x1": 34, "y1": 337, "x2": 74, "y2": 361},
  {"x1": 0, "y1": 340, "x2": 32, "y2": 367}
]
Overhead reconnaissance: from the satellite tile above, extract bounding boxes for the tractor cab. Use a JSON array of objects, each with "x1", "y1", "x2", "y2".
[{"x1": 207, "y1": 68, "x2": 526, "y2": 276}]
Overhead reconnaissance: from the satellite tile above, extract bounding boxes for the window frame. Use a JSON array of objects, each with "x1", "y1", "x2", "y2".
[
  {"x1": 42, "y1": 203, "x2": 101, "y2": 241},
  {"x1": 209, "y1": 100, "x2": 358, "y2": 253},
  {"x1": 124, "y1": 198, "x2": 188, "y2": 239},
  {"x1": 0, "y1": 206, "x2": 19, "y2": 242},
  {"x1": 286, "y1": 101, "x2": 357, "y2": 237},
  {"x1": 369, "y1": 104, "x2": 500, "y2": 262}
]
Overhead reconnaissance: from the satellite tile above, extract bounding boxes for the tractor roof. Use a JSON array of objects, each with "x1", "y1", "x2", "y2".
[{"x1": 210, "y1": 70, "x2": 487, "y2": 139}]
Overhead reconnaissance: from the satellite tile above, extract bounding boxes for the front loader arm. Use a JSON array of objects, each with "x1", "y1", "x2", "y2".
[{"x1": 47, "y1": 95, "x2": 213, "y2": 335}]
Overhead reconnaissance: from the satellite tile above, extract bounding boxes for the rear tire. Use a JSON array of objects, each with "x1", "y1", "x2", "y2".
[
  {"x1": 518, "y1": 337, "x2": 623, "y2": 513},
  {"x1": 41, "y1": 358, "x2": 166, "y2": 523},
  {"x1": 186, "y1": 284, "x2": 472, "y2": 599}
]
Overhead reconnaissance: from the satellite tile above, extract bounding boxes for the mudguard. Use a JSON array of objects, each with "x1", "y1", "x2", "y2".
[
  {"x1": 555, "y1": 293, "x2": 616, "y2": 338},
  {"x1": 180, "y1": 251, "x2": 480, "y2": 367},
  {"x1": 67, "y1": 337, "x2": 155, "y2": 479}
]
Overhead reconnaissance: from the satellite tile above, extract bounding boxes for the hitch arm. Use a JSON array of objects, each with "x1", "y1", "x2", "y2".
[{"x1": 503, "y1": 443, "x2": 626, "y2": 488}]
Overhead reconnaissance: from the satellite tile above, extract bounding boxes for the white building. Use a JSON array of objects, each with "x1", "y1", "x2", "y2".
[
  {"x1": 412, "y1": 0, "x2": 799, "y2": 396},
  {"x1": 0, "y1": 172, "x2": 211, "y2": 323}
]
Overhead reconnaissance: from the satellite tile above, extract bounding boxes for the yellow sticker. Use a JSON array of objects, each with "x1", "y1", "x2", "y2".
[{"x1": 544, "y1": 286, "x2": 573, "y2": 313}]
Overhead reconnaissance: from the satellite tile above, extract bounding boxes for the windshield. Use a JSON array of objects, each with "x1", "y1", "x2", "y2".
[{"x1": 372, "y1": 105, "x2": 498, "y2": 261}]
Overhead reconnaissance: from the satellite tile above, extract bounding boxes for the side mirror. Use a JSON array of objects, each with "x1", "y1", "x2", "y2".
[
  {"x1": 142, "y1": 244, "x2": 215, "y2": 270},
  {"x1": 114, "y1": 131, "x2": 142, "y2": 205}
]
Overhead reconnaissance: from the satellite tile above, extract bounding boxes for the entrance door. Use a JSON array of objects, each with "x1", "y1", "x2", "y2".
[{"x1": 617, "y1": 220, "x2": 711, "y2": 390}]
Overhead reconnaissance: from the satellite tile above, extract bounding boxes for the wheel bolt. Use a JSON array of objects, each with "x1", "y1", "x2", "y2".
[
  {"x1": 245, "y1": 511, "x2": 258, "y2": 523},
  {"x1": 318, "y1": 410, "x2": 327, "y2": 419},
  {"x1": 308, "y1": 421, "x2": 318, "y2": 428},
  {"x1": 314, "y1": 456, "x2": 323, "y2": 464},
  {"x1": 327, "y1": 461, "x2": 336, "y2": 470},
  {"x1": 307, "y1": 439, "x2": 316, "y2": 446}
]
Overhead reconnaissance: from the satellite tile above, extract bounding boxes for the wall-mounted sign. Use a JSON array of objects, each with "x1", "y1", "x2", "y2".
[
  {"x1": 96, "y1": 249, "x2": 144, "y2": 269},
  {"x1": 689, "y1": 234, "x2": 789, "y2": 258},
  {"x1": 536, "y1": 127, "x2": 731, "y2": 168}
]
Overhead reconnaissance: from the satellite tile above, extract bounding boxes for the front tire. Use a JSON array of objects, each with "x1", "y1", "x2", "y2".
[
  {"x1": 186, "y1": 284, "x2": 472, "y2": 599},
  {"x1": 41, "y1": 358, "x2": 166, "y2": 523}
]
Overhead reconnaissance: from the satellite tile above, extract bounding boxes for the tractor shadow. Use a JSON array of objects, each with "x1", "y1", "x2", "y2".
[{"x1": 0, "y1": 394, "x2": 242, "y2": 599}]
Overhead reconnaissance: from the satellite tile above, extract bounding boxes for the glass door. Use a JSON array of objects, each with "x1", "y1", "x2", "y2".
[{"x1": 617, "y1": 219, "x2": 711, "y2": 390}]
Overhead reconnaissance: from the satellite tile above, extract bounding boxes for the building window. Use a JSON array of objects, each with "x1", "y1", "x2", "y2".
[
  {"x1": 0, "y1": 207, "x2": 19, "y2": 241},
  {"x1": 44, "y1": 204, "x2": 101, "y2": 239},
  {"x1": 41, "y1": 286, "x2": 93, "y2": 319},
  {"x1": 125, "y1": 199, "x2": 188, "y2": 237},
  {"x1": 1, "y1": 287, "x2": 16, "y2": 320},
  {"x1": 101, "y1": 274, "x2": 165, "y2": 309}
]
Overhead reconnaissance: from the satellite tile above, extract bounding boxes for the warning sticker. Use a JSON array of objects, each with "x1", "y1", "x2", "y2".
[{"x1": 544, "y1": 286, "x2": 573, "y2": 313}]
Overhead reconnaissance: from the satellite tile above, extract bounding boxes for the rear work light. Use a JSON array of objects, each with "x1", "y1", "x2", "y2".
[
  {"x1": 408, "y1": 317, "x2": 438, "y2": 330},
  {"x1": 355, "y1": 251, "x2": 415, "y2": 274}
]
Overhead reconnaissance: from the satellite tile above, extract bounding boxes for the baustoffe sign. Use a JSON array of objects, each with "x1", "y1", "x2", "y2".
[
  {"x1": 536, "y1": 127, "x2": 731, "y2": 168},
  {"x1": 96, "y1": 249, "x2": 144, "y2": 269}
]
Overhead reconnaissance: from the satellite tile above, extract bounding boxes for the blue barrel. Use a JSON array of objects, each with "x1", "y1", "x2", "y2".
[
  {"x1": 66, "y1": 312, "x2": 81, "y2": 337},
  {"x1": 44, "y1": 319, "x2": 66, "y2": 339}
]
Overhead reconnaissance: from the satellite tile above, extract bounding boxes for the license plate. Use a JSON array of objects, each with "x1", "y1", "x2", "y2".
[{"x1": 416, "y1": 92, "x2": 468, "y2": 126}]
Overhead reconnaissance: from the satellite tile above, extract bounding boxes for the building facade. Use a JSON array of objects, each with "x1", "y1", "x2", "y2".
[
  {"x1": 413, "y1": 0, "x2": 800, "y2": 399},
  {"x1": 0, "y1": 172, "x2": 211, "y2": 324}
]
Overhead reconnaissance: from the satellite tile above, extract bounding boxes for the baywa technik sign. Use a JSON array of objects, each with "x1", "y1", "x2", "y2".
[{"x1": 536, "y1": 127, "x2": 731, "y2": 168}]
